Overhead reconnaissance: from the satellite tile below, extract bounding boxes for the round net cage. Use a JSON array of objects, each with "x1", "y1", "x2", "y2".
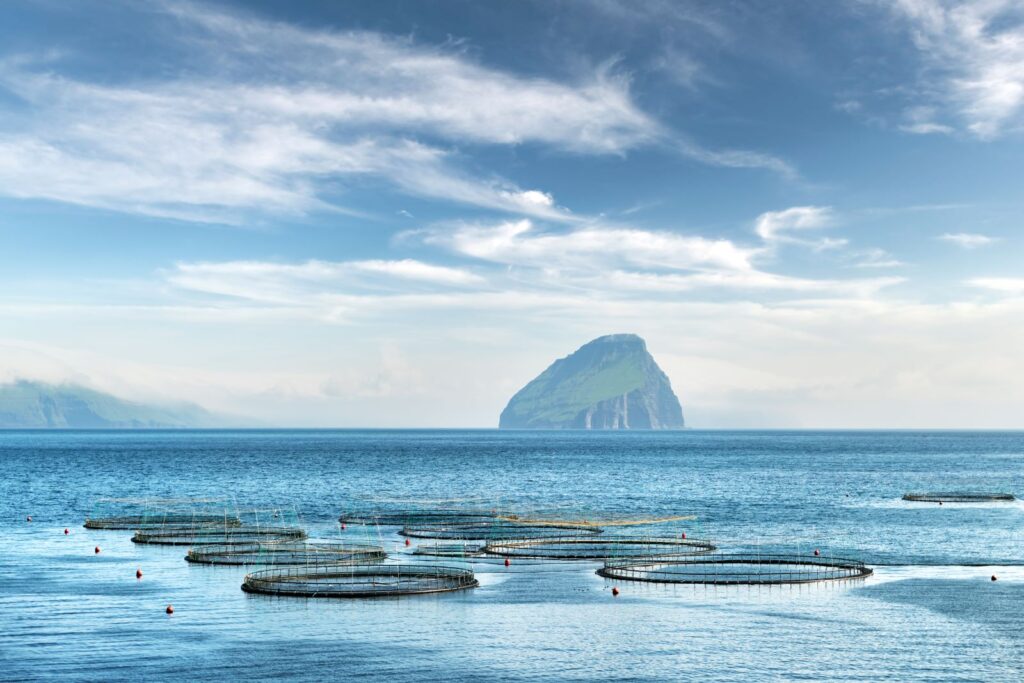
[
  {"x1": 132, "y1": 526, "x2": 307, "y2": 546},
  {"x1": 241, "y1": 563, "x2": 479, "y2": 598},
  {"x1": 598, "y1": 553, "x2": 873, "y2": 585},
  {"x1": 482, "y1": 535, "x2": 716, "y2": 561},
  {"x1": 411, "y1": 542, "x2": 485, "y2": 558},
  {"x1": 84, "y1": 497, "x2": 240, "y2": 530},
  {"x1": 902, "y1": 491, "x2": 1015, "y2": 503},
  {"x1": 400, "y1": 520, "x2": 603, "y2": 541},
  {"x1": 186, "y1": 540, "x2": 386, "y2": 565},
  {"x1": 338, "y1": 508, "x2": 497, "y2": 526}
]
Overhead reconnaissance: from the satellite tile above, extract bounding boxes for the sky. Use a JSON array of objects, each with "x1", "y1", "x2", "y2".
[{"x1": 1, "y1": 0, "x2": 1023, "y2": 428}]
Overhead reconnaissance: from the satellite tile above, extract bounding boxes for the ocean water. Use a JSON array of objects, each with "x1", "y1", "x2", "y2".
[{"x1": 1, "y1": 430, "x2": 1022, "y2": 682}]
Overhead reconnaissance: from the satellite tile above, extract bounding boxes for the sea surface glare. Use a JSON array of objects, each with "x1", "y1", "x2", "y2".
[{"x1": 1, "y1": 430, "x2": 1022, "y2": 681}]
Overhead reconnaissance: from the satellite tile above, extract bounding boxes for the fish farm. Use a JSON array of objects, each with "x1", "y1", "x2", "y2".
[
  {"x1": 598, "y1": 553, "x2": 874, "y2": 585},
  {"x1": 400, "y1": 520, "x2": 603, "y2": 540},
  {"x1": 240, "y1": 563, "x2": 480, "y2": 598},
  {"x1": 902, "y1": 492, "x2": 1016, "y2": 503},
  {"x1": 132, "y1": 526, "x2": 307, "y2": 545},
  {"x1": 482, "y1": 536, "x2": 716, "y2": 560},
  {"x1": 185, "y1": 540, "x2": 386, "y2": 565}
]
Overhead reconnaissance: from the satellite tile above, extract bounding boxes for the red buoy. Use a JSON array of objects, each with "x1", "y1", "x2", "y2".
[
  {"x1": 64, "y1": 528, "x2": 69, "y2": 535},
  {"x1": 814, "y1": 549, "x2": 820, "y2": 557},
  {"x1": 166, "y1": 605, "x2": 174, "y2": 614},
  {"x1": 504, "y1": 558, "x2": 510, "y2": 567},
  {"x1": 991, "y1": 575, "x2": 998, "y2": 582},
  {"x1": 404, "y1": 538, "x2": 410, "y2": 547},
  {"x1": 136, "y1": 569, "x2": 143, "y2": 579},
  {"x1": 681, "y1": 532, "x2": 687, "y2": 540},
  {"x1": 612, "y1": 587, "x2": 620, "y2": 597},
  {"x1": 94, "y1": 546, "x2": 101, "y2": 554},
  {"x1": 341, "y1": 523, "x2": 346, "y2": 531}
]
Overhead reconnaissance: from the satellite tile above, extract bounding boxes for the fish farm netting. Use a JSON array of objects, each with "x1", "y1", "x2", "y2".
[
  {"x1": 902, "y1": 492, "x2": 1015, "y2": 502},
  {"x1": 598, "y1": 553, "x2": 873, "y2": 585},
  {"x1": 400, "y1": 520, "x2": 603, "y2": 540},
  {"x1": 241, "y1": 563, "x2": 479, "y2": 598},
  {"x1": 482, "y1": 536, "x2": 716, "y2": 560},
  {"x1": 186, "y1": 540, "x2": 386, "y2": 565},
  {"x1": 338, "y1": 508, "x2": 497, "y2": 526},
  {"x1": 84, "y1": 497, "x2": 240, "y2": 530},
  {"x1": 132, "y1": 526, "x2": 307, "y2": 546},
  {"x1": 411, "y1": 543, "x2": 485, "y2": 557}
]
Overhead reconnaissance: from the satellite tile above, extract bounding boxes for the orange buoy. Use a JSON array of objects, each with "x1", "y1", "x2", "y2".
[
  {"x1": 166, "y1": 605, "x2": 174, "y2": 614},
  {"x1": 94, "y1": 546, "x2": 101, "y2": 554},
  {"x1": 64, "y1": 528, "x2": 69, "y2": 535},
  {"x1": 813, "y1": 549, "x2": 820, "y2": 556},
  {"x1": 991, "y1": 575, "x2": 997, "y2": 582},
  {"x1": 404, "y1": 538, "x2": 411, "y2": 547},
  {"x1": 612, "y1": 587, "x2": 620, "y2": 597},
  {"x1": 136, "y1": 569, "x2": 143, "y2": 579},
  {"x1": 504, "y1": 558, "x2": 510, "y2": 567}
]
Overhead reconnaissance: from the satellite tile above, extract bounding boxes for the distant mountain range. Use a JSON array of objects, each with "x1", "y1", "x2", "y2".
[
  {"x1": 0, "y1": 381, "x2": 225, "y2": 429},
  {"x1": 499, "y1": 334, "x2": 685, "y2": 430}
]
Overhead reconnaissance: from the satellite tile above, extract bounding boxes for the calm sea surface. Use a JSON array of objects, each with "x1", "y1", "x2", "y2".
[{"x1": 1, "y1": 430, "x2": 1022, "y2": 681}]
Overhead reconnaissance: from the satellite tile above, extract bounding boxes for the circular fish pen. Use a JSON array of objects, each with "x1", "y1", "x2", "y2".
[
  {"x1": 186, "y1": 540, "x2": 386, "y2": 565},
  {"x1": 483, "y1": 536, "x2": 716, "y2": 561},
  {"x1": 338, "y1": 509, "x2": 496, "y2": 526},
  {"x1": 400, "y1": 520, "x2": 603, "y2": 541},
  {"x1": 132, "y1": 526, "x2": 307, "y2": 546},
  {"x1": 598, "y1": 553, "x2": 873, "y2": 585},
  {"x1": 84, "y1": 514, "x2": 241, "y2": 530},
  {"x1": 903, "y1": 492, "x2": 1015, "y2": 503},
  {"x1": 241, "y1": 563, "x2": 479, "y2": 598},
  {"x1": 411, "y1": 542, "x2": 484, "y2": 558}
]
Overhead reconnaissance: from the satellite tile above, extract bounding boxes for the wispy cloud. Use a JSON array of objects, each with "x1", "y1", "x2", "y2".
[
  {"x1": 939, "y1": 232, "x2": 997, "y2": 248},
  {"x1": 889, "y1": 0, "x2": 1024, "y2": 138},
  {"x1": 753, "y1": 206, "x2": 844, "y2": 250},
  {"x1": 967, "y1": 277, "x2": 1024, "y2": 294},
  {"x1": 0, "y1": 1, "x2": 794, "y2": 225}
]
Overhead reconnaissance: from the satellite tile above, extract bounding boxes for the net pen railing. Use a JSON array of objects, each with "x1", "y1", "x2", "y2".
[
  {"x1": 132, "y1": 526, "x2": 307, "y2": 546},
  {"x1": 482, "y1": 535, "x2": 716, "y2": 561},
  {"x1": 186, "y1": 540, "x2": 385, "y2": 565},
  {"x1": 598, "y1": 553, "x2": 873, "y2": 585},
  {"x1": 902, "y1": 492, "x2": 1015, "y2": 502},
  {"x1": 241, "y1": 562, "x2": 479, "y2": 598}
]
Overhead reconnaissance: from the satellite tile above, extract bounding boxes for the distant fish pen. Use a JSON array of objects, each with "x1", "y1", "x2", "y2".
[
  {"x1": 338, "y1": 508, "x2": 497, "y2": 526},
  {"x1": 84, "y1": 497, "x2": 239, "y2": 530},
  {"x1": 598, "y1": 553, "x2": 873, "y2": 585},
  {"x1": 412, "y1": 542, "x2": 485, "y2": 558},
  {"x1": 241, "y1": 563, "x2": 479, "y2": 598},
  {"x1": 903, "y1": 492, "x2": 1015, "y2": 503},
  {"x1": 186, "y1": 540, "x2": 385, "y2": 565},
  {"x1": 132, "y1": 526, "x2": 307, "y2": 546},
  {"x1": 483, "y1": 536, "x2": 716, "y2": 561},
  {"x1": 400, "y1": 520, "x2": 603, "y2": 540}
]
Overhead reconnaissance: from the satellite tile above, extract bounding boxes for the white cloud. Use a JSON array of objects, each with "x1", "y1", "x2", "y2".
[
  {"x1": 939, "y1": 232, "x2": 997, "y2": 248},
  {"x1": 890, "y1": 0, "x2": 1024, "y2": 138},
  {"x1": 753, "y1": 206, "x2": 842, "y2": 251},
  {"x1": 967, "y1": 277, "x2": 1024, "y2": 294}
]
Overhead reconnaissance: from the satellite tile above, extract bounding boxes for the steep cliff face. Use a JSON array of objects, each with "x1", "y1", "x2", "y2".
[{"x1": 499, "y1": 334, "x2": 685, "y2": 429}]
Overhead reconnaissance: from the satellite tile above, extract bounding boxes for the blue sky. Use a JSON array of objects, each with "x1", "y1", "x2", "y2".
[{"x1": 2, "y1": 0, "x2": 1023, "y2": 427}]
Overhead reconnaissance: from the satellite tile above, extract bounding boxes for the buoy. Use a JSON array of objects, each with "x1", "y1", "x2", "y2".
[
  {"x1": 612, "y1": 587, "x2": 620, "y2": 597},
  {"x1": 404, "y1": 538, "x2": 410, "y2": 547},
  {"x1": 681, "y1": 532, "x2": 687, "y2": 540},
  {"x1": 341, "y1": 523, "x2": 346, "y2": 531},
  {"x1": 94, "y1": 546, "x2": 101, "y2": 554},
  {"x1": 166, "y1": 605, "x2": 174, "y2": 614},
  {"x1": 939, "y1": 501, "x2": 943, "y2": 506},
  {"x1": 991, "y1": 575, "x2": 997, "y2": 582},
  {"x1": 504, "y1": 558, "x2": 510, "y2": 567},
  {"x1": 26, "y1": 515, "x2": 32, "y2": 522},
  {"x1": 814, "y1": 549, "x2": 820, "y2": 556},
  {"x1": 64, "y1": 528, "x2": 69, "y2": 535},
  {"x1": 136, "y1": 569, "x2": 143, "y2": 579}
]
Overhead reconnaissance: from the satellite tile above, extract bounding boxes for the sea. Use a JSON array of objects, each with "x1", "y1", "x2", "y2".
[{"x1": 1, "y1": 429, "x2": 1021, "y2": 682}]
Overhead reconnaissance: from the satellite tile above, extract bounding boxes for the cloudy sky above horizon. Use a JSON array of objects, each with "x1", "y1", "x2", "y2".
[{"x1": 2, "y1": 0, "x2": 1024, "y2": 427}]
